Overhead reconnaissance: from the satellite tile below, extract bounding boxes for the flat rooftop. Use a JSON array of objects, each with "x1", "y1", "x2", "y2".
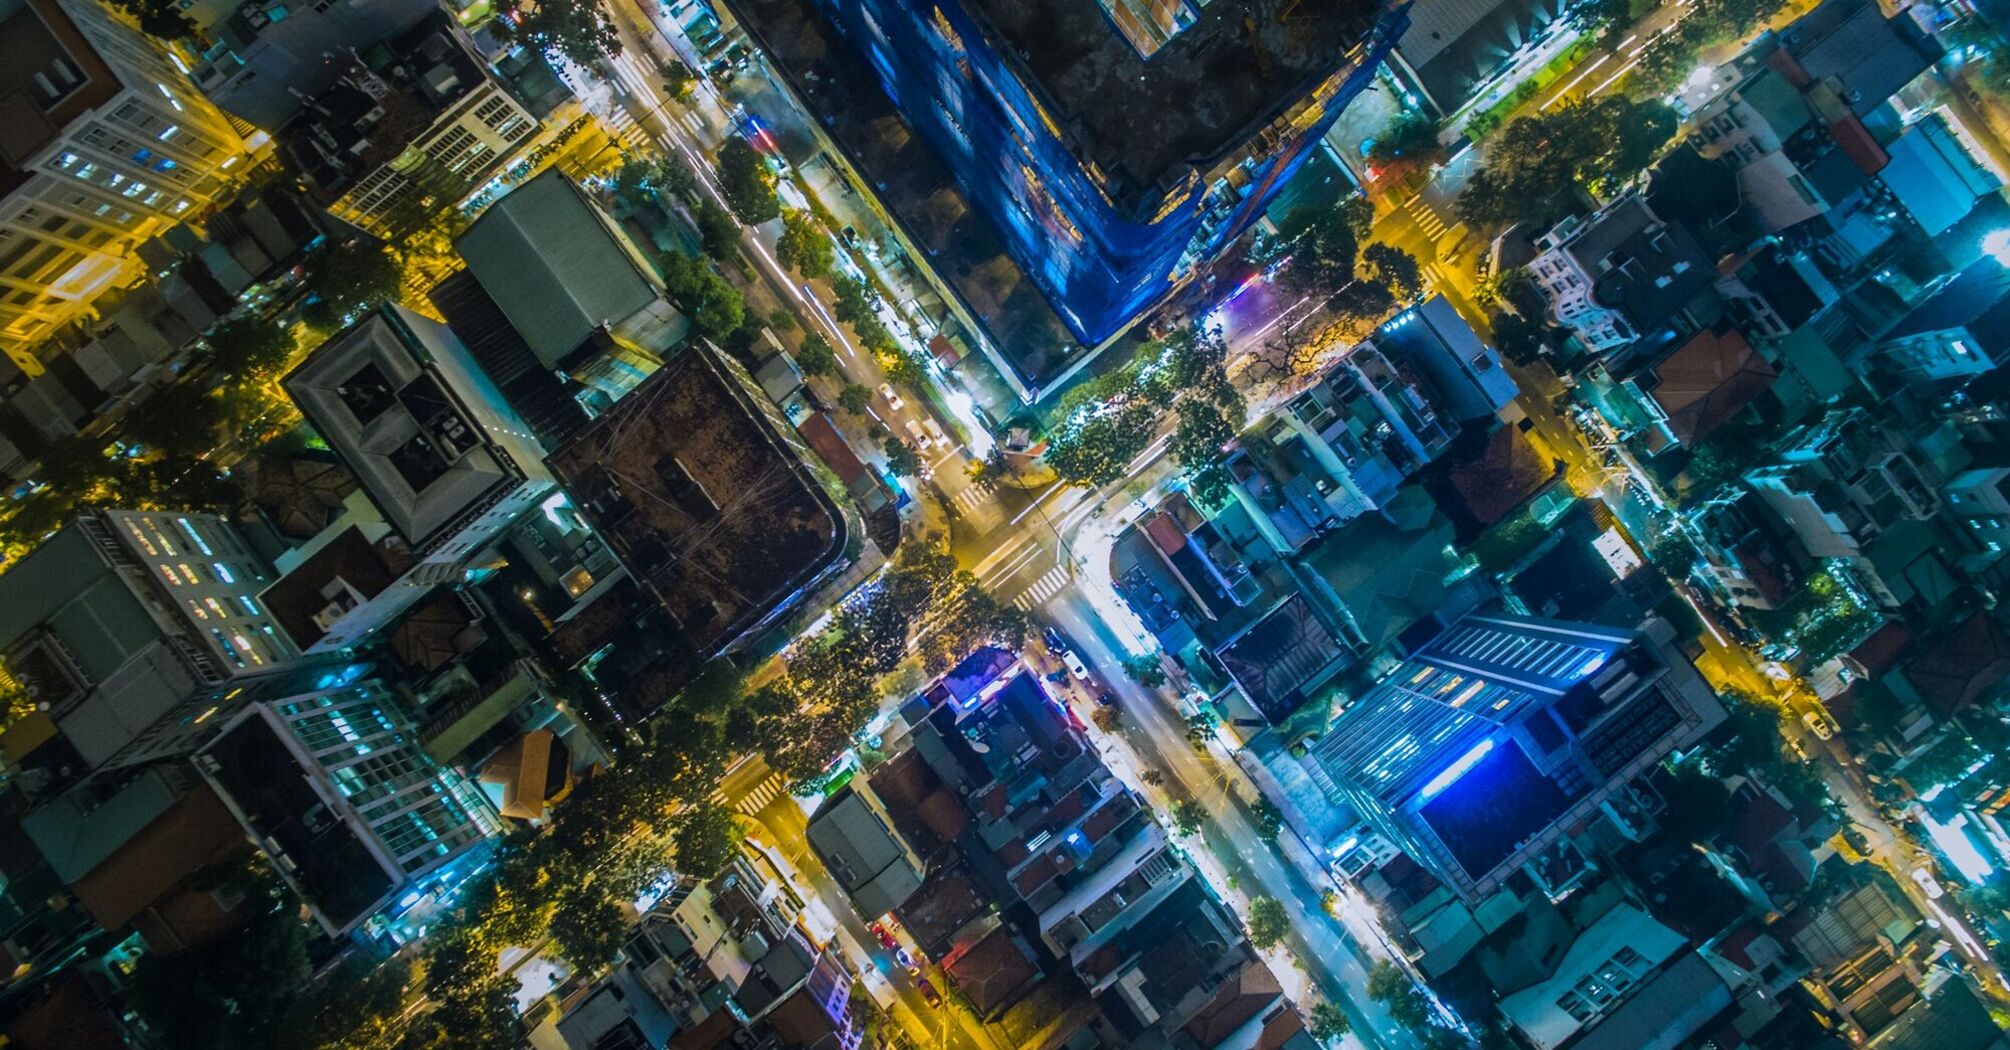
[
  {"x1": 964, "y1": 0, "x2": 1385, "y2": 198},
  {"x1": 544, "y1": 345, "x2": 847, "y2": 656}
]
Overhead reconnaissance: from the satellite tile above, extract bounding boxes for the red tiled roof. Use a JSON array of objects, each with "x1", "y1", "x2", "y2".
[
  {"x1": 1846, "y1": 622, "x2": 1915, "y2": 677},
  {"x1": 1828, "y1": 114, "x2": 1889, "y2": 176},
  {"x1": 1904, "y1": 613, "x2": 2010, "y2": 716},
  {"x1": 1180, "y1": 961, "x2": 1282, "y2": 1048},
  {"x1": 944, "y1": 924, "x2": 1038, "y2": 1017},
  {"x1": 1648, "y1": 327, "x2": 1777, "y2": 446},
  {"x1": 1446, "y1": 426, "x2": 1557, "y2": 528},
  {"x1": 1011, "y1": 851, "x2": 1061, "y2": 898}
]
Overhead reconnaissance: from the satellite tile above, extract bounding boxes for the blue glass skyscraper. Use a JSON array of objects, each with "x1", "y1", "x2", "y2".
[{"x1": 742, "y1": 0, "x2": 1408, "y2": 372}]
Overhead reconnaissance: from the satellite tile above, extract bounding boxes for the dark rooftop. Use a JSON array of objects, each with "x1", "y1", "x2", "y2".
[
  {"x1": 1214, "y1": 594, "x2": 1347, "y2": 723},
  {"x1": 1640, "y1": 325, "x2": 1777, "y2": 446},
  {"x1": 260, "y1": 525, "x2": 416, "y2": 650},
  {"x1": 544, "y1": 344, "x2": 848, "y2": 657},
  {"x1": 961, "y1": 0, "x2": 1386, "y2": 202}
]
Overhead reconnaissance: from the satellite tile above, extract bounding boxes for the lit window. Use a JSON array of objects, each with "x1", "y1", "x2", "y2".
[
  {"x1": 238, "y1": 596, "x2": 260, "y2": 616},
  {"x1": 212, "y1": 562, "x2": 234, "y2": 583},
  {"x1": 178, "y1": 564, "x2": 198, "y2": 585}
]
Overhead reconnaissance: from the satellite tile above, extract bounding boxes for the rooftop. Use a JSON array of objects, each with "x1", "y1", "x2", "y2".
[
  {"x1": 259, "y1": 525, "x2": 415, "y2": 651},
  {"x1": 1214, "y1": 594, "x2": 1348, "y2": 722},
  {"x1": 544, "y1": 343, "x2": 847, "y2": 656},
  {"x1": 1776, "y1": 0, "x2": 1939, "y2": 118},
  {"x1": 959, "y1": 0, "x2": 1386, "y2": 203},
  {"x1": 1642, "y1": 325, "x2": 1777, "y2": 445},
  {"x1": 0, "y1": 0, "x2": 118, "y2": 190}
]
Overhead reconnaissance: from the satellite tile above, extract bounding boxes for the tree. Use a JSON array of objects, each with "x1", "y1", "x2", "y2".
[
  {"x1": 113, "y1": 0, "x2": 194, "y2": 40},
  {"x1": 837, "y1": 383, "x2": 873, "y2": 415},
  {"x1": 1123, "y1": 655, "x2": 1166, "y2": 688},
  {"x1": 300, "y1": 240, "x2": 401, "y2": 332},
  {"x1": 1139, "y1": 768, "x2": 1166, "y2": 787},
  {"x1": 671, "y1": 806, "x2": 745, "y2": 879},
  {"x1": 1456, "y1": 98, "x2": 1678, "y2": 228},
  {"x1": 506, "y1": 0, "x2": 620, "y2": 66},
  {"x1": 693, "y1": 197, "x2": 741, "y2": 261},
  {"x1": 1366, "y1": 110, "x2": 1447, "y2": 180},
  {"x1": 662, "y1": 60, "x2": 698, "y2": 101},
  {"x1": 777, "y1": 210, "x2": 834, "y2": 278},
  {"x1": 1308, "y1": 1002, "x2": 1352, "y2": 1045},
  {"x1": 1246, "y1": 896, "x2": 1289, "y2": 949},
  {"x1": 1275, "y1": 205, "x2": 1360, "y2": 297},
  {"x1": 1366, "y1": 960, "x2": 1433, "y2": 1032},
  {"x1": 125, "y1": 383, "x2": 227, "y2": 465},
  {"x1": 659, "y1": 250, "x2": 746, "y2": 343},
  {"x1": 1490, "y1": 308, "x2": 1551, "y2": 366},
  {"x1": 127, "y1": 874, "x2": 310, "y2": 1050},
  {"x1": 1360, "y1": 243, "x2": 1424, "y2": 304},
  {"x1": 1253, "y1": 798, "x2": 1284, "y2": 841},
  {"x1": 1170, "y1": 799, "x2": 1205, "y2": 836},
  {"x1": 716, "y1": 138, "x2": 780, "y2": 225},
  {"x1": 201, "y1": 319, "x2": 292, "y2": 382},
  {"x1": 795, "y1": 332, "x2": 839, "y2": 377},
  {"x1": 881, "y1": 436, "x2": 921, "y2": 477},
  {"x1": 1092, "y1": 706, "x2": 1121, "y2": 732}
]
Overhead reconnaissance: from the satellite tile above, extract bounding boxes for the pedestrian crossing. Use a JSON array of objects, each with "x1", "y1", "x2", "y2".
[
  {"x1": 716, "y1": 771, "x2": 789, "y2": 816},
  {"x1": 1011, "y1": 564, "x2": 1072, "y2": 611},
  {"x1": 950, "y1": 485, "x2": 991, "y2": 515},
  {"x1": 1403, "y1": 195, "x2": 1450, "y2": 240},
  {"x1": 602, "y1": 105, "x2": 651, "y2": 150}
]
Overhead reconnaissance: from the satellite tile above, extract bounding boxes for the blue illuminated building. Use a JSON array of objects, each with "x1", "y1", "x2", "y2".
[
  {"x1": 733, "y1": 0, "x2": 1408, "y2": 385},
  {"x1": 1308, "y1": 613, "x2": 1725, "y2": 900}
]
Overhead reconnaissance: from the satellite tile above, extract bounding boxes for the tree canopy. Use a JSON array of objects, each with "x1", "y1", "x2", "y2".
[
  {"x1": 1456, "y1": 98, "x2": 1679, "y2": 228},
  {"x1": 1045, "y1": 326, "x2": 1234, "y2": 489},
  {"x1": 659, "y1": 250, "x2": 747, "y2": 343},
  {"x1": 1246, "y1": 896, "x2": 1289, "y2": 949},
  {"x1": 300, "y1": 240, "x2": 402, "y2": 332},
  {"x1": 717, "y1": 138, "x2": 781, "y2": 225},
  {"x1": 777, "y1": 210, "x2": 834, "y2": 279},
  {"x1": 506, "y1": 0, "x2": 620, "y2": 67}
]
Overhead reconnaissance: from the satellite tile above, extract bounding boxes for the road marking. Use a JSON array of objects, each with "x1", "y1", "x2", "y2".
[
  {"x1": 1405, "y1": 197, "x2": 1449, "y2": 239},
  {"x1": 978, "y1": 538, "x2": 1043, "y2": 585},
  {"x1": 1544, "y1": 53, "x2": 1612, "y2": 109},
  {"x1": 1011, "y1": 565, "x2": 1073, "y2": 610},
  {"x1": 950, "y1": 486, "x2": 990, "y2": 514}
]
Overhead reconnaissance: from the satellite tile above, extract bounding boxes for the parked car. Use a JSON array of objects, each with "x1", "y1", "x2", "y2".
[
  {"x1": 923, "y1": 418, "x2": 950, "y2": 449},
  {"x1": 1062, "y1": 649, "x2": 1093, "y2": 682},
  {"x1": 869, "y1": 922, "x2": 898, "y2": 951},
  {"x1": 878, "y1": 383, "x2": 904, "y2": 412},
  {"x1": 905, "y1": 419, "x2": 931, "y2": 451},
  {"x1": 1042, "y1": 627, "x2": 1070, "y2": 654},
  {"x1": 916, "y1": 977, "x2": 943, "y2": 1007},
  {"x1": 1801, "y1": 710, "x2": 1837, "y2": 741},
  {"x1": 1912, "y1": 866, "x2": 1946, "y2": 899},
  {"x1": 1096, "y1": 692, "x2": 1118, "y2": 708}
]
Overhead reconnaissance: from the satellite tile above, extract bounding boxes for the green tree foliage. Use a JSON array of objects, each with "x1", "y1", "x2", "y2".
[
  {"x1": 506, "y1": 0, "x2": 620, "y2": 67},
  {"x1": 662, "y1": 60, "x2": 698, "y2": 100},
  {"x1": 273, "y1": 954, "x2": 413, "y2": 1050},
  {"x1": 1366, "y1": 111, "x2": 1448, "y2": 179},
  {"x1": 693, "y1": 197, "x2": 741, "y2": 261},
  {"x1": 300, "y1": 240, "x2": 402, "y2": 332},
  {"x1": 1253, "y1": 798, "x2": 1284, "y2": 841},
  {"x1": 1045, "y1": 326, "x2": 1230, "y2": 488},
  {"x1": 1276, "y1": 205, "x2": 1361, "y2": 297},
  {"x1": 1367, "y1": 960, "x2": 1434, "y2": 1032},
  {"x1": 1630, "y1": 0, "x2": 1787, "y2": 98},
  {"x1": 670, "y1": 806, "x2": 744, "y2": 880},
  {"x1": 1246, "y1": 896, "x2": 1289, "y2": 949},
  {"x1": 549, "y1": 892, "x2": 632, "y2": 970},
  {"x1": 201, "y1": 319, "x2": 293, "y2": 382},
  {"x1": 794, "y1": 332, "x2": 838, "y2": 377},
  {"x1": 659, "y1": 250, "x2": 747, "y2": 343},
  {"x1": 881, "y1": 436, "x2": 921, "y2": 477},
  {"x1": 1123, "y1": 654, "x2": 1166, "y2": 688},
  {"x1": 777, "y1": 210, "x2": 835, "y2": 278},
  {"x1": 1456, "y1": 98, "x2": 1680, "y2": 228},
  {"x1": 1308, "y1": 1002, "x2": 1352, "y2": 1045},
  {"x1": 1171, "y1": 799, "x2": 1205, "y2": 836},
  {"x1": 1091, "y1": 705, "x2": 1122, "y2": 732},
  {"x1": 716, "y1": 138, "x2": 781, "y2": 225},
  {"x1": 837, "y1": 383, "x2": 873, "y2": 415},
  {"x1": 1360, "y1": 243, "x2": 1424, "y2": 304},
  {"x1": 127, "y1": 872, "x2": 311, "y2": 1050}
]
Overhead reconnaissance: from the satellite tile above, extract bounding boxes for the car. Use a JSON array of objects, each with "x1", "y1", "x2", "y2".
[
  {"x1": 905, "y1": 419, "x2": 931, "y2": 451},
  {"x1": 1097, "y1": 692, "x2": 1118, "y2": 708},
  {"x1": 1062, "y1": 649, "x2": 1092, "y2": 682},
  {"x1": 923, "y1": 418, "x2": 951, "y2": 449},
  {"x1": 1912, "y1": 866, "x2": 1946, "y2": 899},
  {"x1": 1801, "y1": 710, "x2": 1836, "y2": 741},
  {"x1": 1042, "y1": 627, "x2": 1069, "y2": 654},
  {"x1": 878, "y1": 383, "x2": 904, "y2": 412},
  {"x1": 916, "y1": 977, "x2": 943, "y2": 1008},
  {"x1": 894, "y1": 947, "x2": 915, "y2": 970},
  {"x1": 869, "y1": 922, "x2": 898, "y2": 951}
]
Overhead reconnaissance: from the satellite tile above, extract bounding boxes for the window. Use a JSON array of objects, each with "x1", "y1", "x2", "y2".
[{"x1": 212, "y1": 562, "x2": 234, "y2": 583}]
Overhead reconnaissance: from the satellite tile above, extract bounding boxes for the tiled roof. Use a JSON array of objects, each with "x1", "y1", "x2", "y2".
[
  {"x1": 1647, "y1": 326, "x2": 1777, "y2": 445},
  {"x1": 1904, "y1": 612, "x2": 2010, "y2": 716}
]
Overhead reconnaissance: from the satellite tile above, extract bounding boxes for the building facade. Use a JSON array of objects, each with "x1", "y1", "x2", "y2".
[
  {"x1": 792, "y1": 0, "x2": 1407, "y2": 348},
  {"x1": 0, "y1": 0, "x2": 254, "y2": 368}
]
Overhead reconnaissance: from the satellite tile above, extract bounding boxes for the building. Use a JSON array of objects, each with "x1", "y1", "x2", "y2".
[
  {"x1": 0, "y1": 510, "x2": 294, "y2": 770},
  {"x1": 1876, "y1": 259, "x2": 2010, "y2": 383},
  {"x1": 1307, "y1": 613, "x2": 1727, "y2": 901},
  {"x1": 194, "y1": 672, "x2": 500, "y2": 935},
  {"x1": 1528, "y1": 196, "x2": 1714, "y2": 357},
  {"x1": 1494, "y1": 902, "x2": 1734, "y2": 1050},
  {"x1": 1744, "y1": 408, "x2": 1938, "y2": 582},
  {"x1": 278, "y1": 303, "x2": 557, "y2": 651},
  {"x1": 1376, "y1": 295, "x2": 1520, "y2": 425},
  {"x1": 432, "y1": 169, "x2": 687, "y2": 444},
  {"x1": 0, "y1": 0, "x2": 255, "y2": 367},
  {"x1": 724, "y1": 0, "x2": 1408, "y2": 391},
  {"x1": 182, "y1": 0, "x2": 440, "y2": 130},
  {"x1": 545, "y1": 341, "x2": 849, "y2": 659},
  {"x1": 277, "y1": 11, "x2": 539, "y2": 235}
]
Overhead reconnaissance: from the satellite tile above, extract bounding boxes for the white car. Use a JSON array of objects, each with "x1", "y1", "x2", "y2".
[
  {"x1": 924, "y1": 418, "x2": 951, "y2": 449},
  {"x1": 1801, "y1": 710, "x2": 1837, "y2": 741},
  {"x1": 904, "y1": 419, "x2": 931, "y2": 451},
  {"x1": 1912, "y1": 866, "x2": 1946, "y2": 899},
  {"x1": 1062, "y1": 649, "x2": 1093, "y2": 682},
  {"x1": 878, "y1": 383, "x2": 905, "y2": 412}
]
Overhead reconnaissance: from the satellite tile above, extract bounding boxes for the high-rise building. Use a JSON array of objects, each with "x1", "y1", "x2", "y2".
[
  {"x1": 194, "y1": 672, "x2": 501, "y2": 935},
  {"x1": 0, "y1": 509, "x2": 296, "y2": 770},
  {"x1": 0, "y1": 0, "x2": 255, "y2": 369},
  {"x1": 1308, "y1": 612, "x2": 1725, "y2": 901},
  {"x1": 727, "y1": 0, "x2": 1407, "y2": 390}
]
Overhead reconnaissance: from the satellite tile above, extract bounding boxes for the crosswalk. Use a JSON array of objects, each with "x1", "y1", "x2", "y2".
[
  {"x1": 1011, "y1": 564, "x2": 1072, "y2": 611},
  {"x1": 950, "y1": 485, "x2": 991, "y2": 515},
  {"x1": 716, "y1": 771, "x2": 789, "y2": 816},
  {"x1": 1402, "y1": 195, "x2": 1450, "y2": 240},
  {"x1": 602, "y1": 105, "x2": 651, "y2": 150}
]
